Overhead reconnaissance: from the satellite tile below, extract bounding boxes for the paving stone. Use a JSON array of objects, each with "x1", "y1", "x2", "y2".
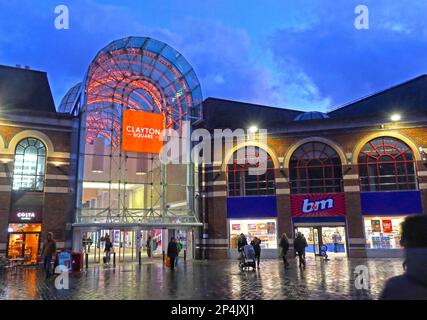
[{"x1": 0, "y1": 257, "x2": 405, "y2": 300}]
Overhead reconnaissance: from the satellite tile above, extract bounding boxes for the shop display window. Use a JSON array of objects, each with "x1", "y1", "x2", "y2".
[
  {"x1": 364, "y1": 217, "x2": 404, "y2": 249},
  {"x1": 8, "y1": 224, "x2": 42, "y2": 233},
  {"x1": 229, "y1": 219, "x2": 277, "y2": 249}
]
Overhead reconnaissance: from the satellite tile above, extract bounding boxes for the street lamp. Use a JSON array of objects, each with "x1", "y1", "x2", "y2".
[
  {"x1": 390, "y1": 113, "x2": 401, "y2": 122},
  {"x1": 248, "y1": 125, "x2": 258, "y2": 133}
]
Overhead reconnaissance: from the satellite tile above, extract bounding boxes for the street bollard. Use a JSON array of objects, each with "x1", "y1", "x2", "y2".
[
  {"x1": 139, "y1": 251, "x2": 141, "y2": 265},
  {"x1": 184, "y1": 249, "x2": 187, "y2": 261},
  {"x1": 113, "y1": 252, "x2": 116, "y2": 266},
  {"x1": 162, "y1": 250, "x2": 165, "y2": 263},
  {"x1": 85, "y1": 253, "x2": 88, "y2": 269}
]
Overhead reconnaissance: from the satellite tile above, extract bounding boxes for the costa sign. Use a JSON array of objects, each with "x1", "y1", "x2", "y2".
[
  {"x1": 122, "y1": 110, "x2": 165, "y2": 153},
  {"x1": 291, "y1": 193, "x2": 346, "y2": 217},
  {"x1": 9, "y1": 210, "x2": 42, "y2": 223}
]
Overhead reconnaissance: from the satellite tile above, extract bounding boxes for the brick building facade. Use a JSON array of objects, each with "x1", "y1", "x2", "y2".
[
  {"x1": 198, "y1": 75, "x2": 427, "y2": 259},
  {"x1": 0, "y1": 65, "x2": 76, "y2": 263}
]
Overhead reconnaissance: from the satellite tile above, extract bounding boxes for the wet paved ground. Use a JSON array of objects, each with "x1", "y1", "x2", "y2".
[{"x1": 0, "y1": 256, "x2": 404, "y2": 300}]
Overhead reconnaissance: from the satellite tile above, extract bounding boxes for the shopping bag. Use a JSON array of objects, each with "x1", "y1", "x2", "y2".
[{"x1": 165, "y1": 256, "x2": 171, "y2": 268}]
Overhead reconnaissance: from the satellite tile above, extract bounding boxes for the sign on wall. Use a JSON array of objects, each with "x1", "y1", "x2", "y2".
[
  {"x1": 291, "y1": 193, "x2": 346, "y2": 218},
  {"x1": 122, "y1": 110, "x2": 165, "y2": 153},
  {"x1": 9, "y1": 210, "x2": 42, "y2": 223},
  {"x1": 382, "y1": 220, "x2": 393, "y2": 233}
]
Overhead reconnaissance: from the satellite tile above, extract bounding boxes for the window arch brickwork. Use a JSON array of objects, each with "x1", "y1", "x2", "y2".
[
  {"x1": 358, "y1": 136, "x2": 417, "y2": 191},
  {"x1": 227, "y1": 146, "x2": 275, "y2": 197},
  {"x1": 12, "y1": 138, "x2": 47, "y2": 191},
  {"x1": 289, "y1": 142, "x2": 343, "y2": 194}
]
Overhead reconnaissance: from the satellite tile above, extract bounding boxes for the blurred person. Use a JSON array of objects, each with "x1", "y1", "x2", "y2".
[
  {"x1": 167, "y1": 237, "x2": 178, "y2": 271},
  {"x1": 294, "y1": 232, "x2": 308, "y2": 268},
  {"x1": 279, "y1": 233, "x2": 290, "y2": 268},
  {"x1": 381, "y1": 216, "x2": 427, "y2": 300},
  {"x1": 41, "y1": 232, "x2": 57, "y2": 279},
  {"x1": 250, "y1": 237, "x2": 262, "y2": 268}
]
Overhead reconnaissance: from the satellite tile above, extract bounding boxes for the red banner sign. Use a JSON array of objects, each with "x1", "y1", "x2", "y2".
[{"x1": 291, "y1": 193, "x2": 346, "y2": 217}]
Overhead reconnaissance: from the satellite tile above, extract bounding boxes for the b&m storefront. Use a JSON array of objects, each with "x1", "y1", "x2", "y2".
[
  {"x1": 292, "y1": 193, "x2": 348, "y2": 256},
  {"x1": 200, "y1": 84, "x2": 427, "y2": 259}
]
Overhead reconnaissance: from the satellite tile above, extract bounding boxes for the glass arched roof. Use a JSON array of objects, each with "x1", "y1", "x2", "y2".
[{"x1": 81, "y1": 37, "x2": 203, "y2": 146}]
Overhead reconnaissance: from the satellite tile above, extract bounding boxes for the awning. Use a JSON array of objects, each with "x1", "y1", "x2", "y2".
[{"x1": 72, "y1": 222, "x2": 203, "y2": 231}]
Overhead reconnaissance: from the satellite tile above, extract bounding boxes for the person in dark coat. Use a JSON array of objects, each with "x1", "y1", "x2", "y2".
[
  {"x1": 167, "y1": 237, "x2": 178, "y2": 270},
  {"x1": 146, "y1": 236, "x2": 152, "y2": 258},
  {"x1": 380, "y1": 216, "x2": 427, "y2": 300},
  {"x1": 104, "y1": 234, "x2": 113, "y2": 264},
  {"x1": 250, "y1": 237, "x2": 262, "y2": 268},
  {"x1": 294, "y1": 232, "x2": 308, "y2": 268},
  {"x1": 279, "y1": 233, "x2": 290, "y2": 267},
  {"x1": 237, "y1": 233, "x2": 248, "y2": 252}
]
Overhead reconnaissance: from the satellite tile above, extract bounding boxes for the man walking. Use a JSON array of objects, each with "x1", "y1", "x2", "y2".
[
  {"x1": 279, "y1": 233, "x2": 290, "y2": 268},
  {"x1": 167, "y1": 237, "x2": 178, "y2": 271},
  {"x1": 294, "y1": 232, "x2": 308, "y2": 268},
  {"x1": 41, "y1": 232, "x2": 57, "y2": 279}
]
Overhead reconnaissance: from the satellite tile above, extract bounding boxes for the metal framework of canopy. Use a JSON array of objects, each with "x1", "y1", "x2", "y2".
[{"x1": 71, "y1": 36, "x2": 203, "y2": 228}]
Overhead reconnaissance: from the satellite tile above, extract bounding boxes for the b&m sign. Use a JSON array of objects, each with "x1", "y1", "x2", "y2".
[
  {"x1": 122, "y1": 110, "x2": 165, "y2": 154},
  {"x1": 291, "y1": 193, "x2": 346, "y2": 217}
]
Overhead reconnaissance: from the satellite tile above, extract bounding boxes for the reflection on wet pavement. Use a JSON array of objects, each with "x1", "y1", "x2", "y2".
[{"x1": 0, "y1": 257, "x2": 404, "y2": 300}]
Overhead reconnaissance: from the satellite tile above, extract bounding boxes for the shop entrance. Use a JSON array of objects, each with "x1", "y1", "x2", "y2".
[
  {"x1": 7, "y1": 224, "x2": 41, "y2": 264},
  {"x1": 294, "y1": 226, "x2": 347, "y2": 256},
  {"x1": 80, "y1": 228, "x2": 193, "y2": 264}
]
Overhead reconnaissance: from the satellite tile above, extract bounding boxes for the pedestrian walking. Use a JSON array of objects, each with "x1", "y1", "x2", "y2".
[
  {"x1": 380, "y1": 215, "x2": 427, "y2": 299},
  {"x1": 332, "y1": 231, "x2": 342, "y2": 253},
  {"x1": 167, "y1": 237, "x2": 178, "y2": 271},
  {"x1": 237, "y1": 233, "x2": 248, "y2": 252},
  {"x1": 294, "y1": 232, "x2": 308, "y2": 268},
  {"x1": 279, "y1": 233, "x2": 290, "y2": 268},
  {"x1": 104, "y1": 234, "x2": 113, "y2": 264},
  {"x1": 40, "y1": 232, "x2": 57, "y2": 279},
  {"x1": 175, "y1": 238, "x2": 183, "y2": 267},
  {"x1": 146, "y1": 236, "x2": 152, "y2": 258},
  {"x1": 250, "y1": 237, "x2": 262, "y2": 268}
]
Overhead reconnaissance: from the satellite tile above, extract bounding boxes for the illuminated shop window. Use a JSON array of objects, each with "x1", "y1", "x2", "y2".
[
  {"x1": 363, "y1": 217, "x2": 404, "y2": 249},
  {"x1": 229, "y1": 219, "x2": 277, "y2": 249},
  {"x1": 289, "y1": 142, "x2": 343, "y2": 194},
  {"x1": 12, "y1": 138, "x2": 46, "y2": 191},
  {"x1": 227, "y1": 147, "x2": 275, "y2": 197},
  {"x1": 358, "y1": 137, "x2": 417, "y2": 192}
]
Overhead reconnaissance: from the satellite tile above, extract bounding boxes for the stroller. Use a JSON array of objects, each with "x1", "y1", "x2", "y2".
[{"x1": 239, "y1": 245, "x2": 256, "y2": 270}]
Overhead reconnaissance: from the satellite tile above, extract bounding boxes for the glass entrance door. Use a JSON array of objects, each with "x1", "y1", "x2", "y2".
[
  {"x1": 294, "y1": 226, "x2": 347, "y2": 256},
  {"x1": 7, "y1": 232, "x2": 41, "y2": 263}
]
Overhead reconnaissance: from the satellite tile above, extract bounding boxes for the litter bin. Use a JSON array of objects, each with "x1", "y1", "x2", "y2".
[{"x1": 71, "y1": 252, "x2": 83, "y2": 272}]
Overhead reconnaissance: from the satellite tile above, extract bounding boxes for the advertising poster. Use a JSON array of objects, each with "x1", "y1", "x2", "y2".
[
  {"x1": 248, "y1": 224, "x2": 256, "y2": 230},
  {"x1": 382, "y1": 220, "x2": 393, "y2": 233},
  {"x1": 232, "y1": 224, "x2": 240, "y2": 231},
  {"x1": 371, "y1": 220, "x2": 381, "y2": 233}
]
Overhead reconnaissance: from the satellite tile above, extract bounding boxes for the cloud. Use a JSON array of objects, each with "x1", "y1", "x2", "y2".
[{"x1": 267, "y1": 0, "x2": 427, "y2": 109}]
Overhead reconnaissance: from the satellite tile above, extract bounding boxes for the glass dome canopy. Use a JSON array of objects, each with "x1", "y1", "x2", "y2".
[
  {"x1": 58, "y1": 82, "x2": 82, "y2": 113},
  {"x1": 294, "y1": 111, "x2": 330, "y2": 121},
  {"x1": 82, "y1": 36, "x2": 203, "y2": 147}
]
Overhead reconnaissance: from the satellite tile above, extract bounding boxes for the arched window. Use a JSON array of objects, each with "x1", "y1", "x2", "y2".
[
  {"x1": 358, "y1": 137, "x2": 417, "y2": 191},
  {"x1": 12, "y1": 138, "x2": 46, "y2": 191},
  {"x1": 227, "y1": 146, "x2": 275, "y2": 196},
  {"x1": 290, "y1": 142, "x2": 343, "y2": 194}
]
